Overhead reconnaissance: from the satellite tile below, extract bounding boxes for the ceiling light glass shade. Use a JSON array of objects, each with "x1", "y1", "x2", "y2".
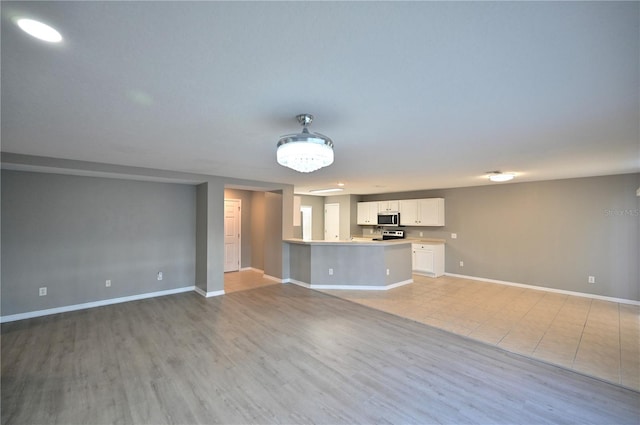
[
  {"x1": 488, "y1": 172, "x2": 515, "y2": 182},
  {"x1": 16, "y1": 19, "x2": 62, "y2": 43},
  {"x1": 309, "y1": 188, "x2": 343, "y2": 194},
  {"x1": 277, "y1": 114, "x2": 334, "y2": 173}
]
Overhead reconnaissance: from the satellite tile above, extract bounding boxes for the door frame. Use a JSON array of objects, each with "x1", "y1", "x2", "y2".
[
  {"x1": 223, "y1": 198, "x2": 241, "y2": 272},
  {"x1": 301, "y1": 205, "x2": 312, "y2": 240}
]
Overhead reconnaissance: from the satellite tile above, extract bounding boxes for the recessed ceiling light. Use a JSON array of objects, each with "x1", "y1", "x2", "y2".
[
  {"x1": 337, "y1": 182, "x2": 345, "y2": 187},
  {"x1": 309, "y1": 188, "x2": 344, "y2": 194},
  {"x1": 16, "y1": 18, "x2": 62, "y2": 43},
  {"x1": 487, "y1": 171, "x2": 515, "y2": 182}
]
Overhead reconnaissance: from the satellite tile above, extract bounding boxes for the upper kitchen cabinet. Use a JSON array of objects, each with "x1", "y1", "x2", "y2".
[
  {"x1": 399, "y1": 198, "x2": 445, "y2": 226},
  {"x1": 378, "y1": 200, "x2": 399, "y2": 212},
  {"x1": 357, "y1": 201, "x2": 379, "y2": 225}
]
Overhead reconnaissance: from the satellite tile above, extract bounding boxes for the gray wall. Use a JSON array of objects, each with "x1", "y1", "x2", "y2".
[
  {"x1": 2, "y1": 170, "x2": 196, "y2": 315},
  {"x1": 196, "y1": 183, "x2": 208, "y2": 292},
  {"x1": 288, "y1": 243, "x2": 412, "y2": 287},
  {"x1": 362, "y1": 173, "x2": 640, "y2": 301},
  {"x1": 196, "y1": 179, "x2": 225, "y2": 294},
  {"x1": 251, "y1": 191, "x2": 265, "y2": 271},
  {"x1": 263, "y1": 191, "x2": 283, "y2": 278},
  {"x1": 289, "y1": 244, "x2": 311, "y2": 283}
]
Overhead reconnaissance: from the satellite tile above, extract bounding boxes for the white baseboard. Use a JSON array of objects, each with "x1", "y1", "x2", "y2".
[
  {"x1": 0, "y1": 286, "x2": 196, "y2": 323},
  {"x1": 286, "y1": 279, "x2": 310, "y2": 288},
  {"x1": 287, "y1": 278, "x2": 413, "y2": 291},
  {"x1": 444, "y1": 273, "x2": 640, "y2": 306},
  {"x1": 194, "y1": 287, "x2": 225, "y2": 298},
  {"x1": 263, "y1": 274, "x2": 284, "y2": 283},
  {"x1": 240, "y1": 267, "x2": 264, "y2": 273}
]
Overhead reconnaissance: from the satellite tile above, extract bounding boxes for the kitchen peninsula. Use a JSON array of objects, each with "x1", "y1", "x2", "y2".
[{"x1": 284, "y1": 238, "x2": 413, "y2": 290}]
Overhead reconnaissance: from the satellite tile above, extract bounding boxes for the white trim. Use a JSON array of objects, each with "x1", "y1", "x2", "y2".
[
  {"x1": 286, "y1": 279, "x2": 310, "y2": 288},
  {"x1": 240, "y1": 267, "x2": 263, "y2": 273},
  {"x1": 413, "y1": 271, "x2": 441, "y2": 278},
  {"x1": 263, "y1": 274, "x2": 284, "y2": 283},
  {"x1": 194, "y1": 286, "x2": 225, "y2": 298},
  {"x1": 0, "y1": 286, "x2": 196, "y2": 323},
  {"x1": 444, "y1": 273, "x2": 640, "y2": 306},
  {"x1": 287, "y1": 278, "x2": 413, "y2": 291}
]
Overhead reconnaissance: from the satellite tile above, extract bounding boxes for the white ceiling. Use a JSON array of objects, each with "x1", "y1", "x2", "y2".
[{"x1": 2, "y1": 1, "x2": 638, "y2": 195}]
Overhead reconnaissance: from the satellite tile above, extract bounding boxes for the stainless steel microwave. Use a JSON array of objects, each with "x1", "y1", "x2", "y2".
[{"x1": 377, "y1": 212, "x2": 400, "y2": 226}]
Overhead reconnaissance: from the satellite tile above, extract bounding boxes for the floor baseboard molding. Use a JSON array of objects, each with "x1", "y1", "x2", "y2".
[
  {"x1": 286, "y1": 279, "x2": 310, "y2": 288},
  {"x1": 194, "y1": 287, "x2": 225, "y2": 298},
  {"x1": 0, "y1": 286, "x2": 196, "y2": 323},
  {"x1": 263, "y1": 274, "x2": 283, "y2": 283},
  {"x1": 287, "y1": 278, "x2": 413, "y2": 291},
  {"x1": 444, "y1": 273, "x2": 640, "y2": 306},
  {"x1": 240, "y1": 267, "x2": 263, "y2": 273}
]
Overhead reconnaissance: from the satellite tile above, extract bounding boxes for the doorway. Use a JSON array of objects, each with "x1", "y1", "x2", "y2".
[
  {"x1": 324, "y1": 203, "x2": 340, "y2": 241},
  {"x1": 223, "y1": 199, "x2": 241, "y2": 272},
  {"x1": 301, "y1": 206, "x2": 312, "y2": 240}
]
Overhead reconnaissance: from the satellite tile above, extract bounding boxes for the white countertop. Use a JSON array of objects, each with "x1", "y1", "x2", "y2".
[
  {"x1": 284, "y1": 238, "x2": 412, "y2": 247},
  {"x1": 407, "y1": 238, "x2": 446, "y2": 245},
  {"x1": 352, "y1": 236, "x2": 446, "y2": 244}
]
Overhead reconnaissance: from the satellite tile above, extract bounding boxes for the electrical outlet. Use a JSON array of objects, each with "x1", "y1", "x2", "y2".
[
  {"x1": 451, "y1": 233, "x2": 457, "y2": 239},
  {"x1": 419, "y1": 231, "x2": 423, "y2": 237},
  {"x1": 588, "y1": 276, "x2": 595, "y2": 284},
  {"x1": 386, "y1": 268, "x2": 390, "y2": 276},
  {"x1": 459, "y1": 261, "x2": 464, "y2": 267},
  {"x1": 328, "y1": 268, "x2": 333, "y2": 275},
  {"x1": 157, "y1": 271, "x2": 163, "y2": 281},
  {"x1": 39, "y1": 287, "x2": 47, "y2": 296},
  {"x1": 105, "y1": 279, "x2": 111, "y2": 287}
]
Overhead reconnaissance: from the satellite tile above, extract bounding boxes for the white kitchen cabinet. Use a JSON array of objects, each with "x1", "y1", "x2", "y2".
[
  {"x1": 357, "y1": 201, "x2": 379, "y2": 225},
  {"x1": 378, "y1": 200, "x2": 399, "y2": 212},
  {"x1": 399, "y1": 200, "x2": 419, "y2": 225},
  {"x1": 412, "y1": 243, "x2": 445, "y2": 277},
  {"x1": 399, "y1": 198, "x2": 445, "y2": 226}
]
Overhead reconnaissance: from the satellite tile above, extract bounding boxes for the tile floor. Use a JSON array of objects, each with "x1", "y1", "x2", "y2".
[
  {"x1": 320, "y1": 274, "x2": 640, "y2": 392},
  {"x1": 225, "y1": 270, "x2": 639, "y2": 391}
]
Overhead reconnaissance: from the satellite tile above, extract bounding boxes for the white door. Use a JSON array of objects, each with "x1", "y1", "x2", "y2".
[
  {"x1": 301, "y1": 206, "x2": 312, "y2": 241},
  {"x1": 224, "y1": 199, "x2": 241, "y2": 272},
  {"x1": 324, "y1": 203, "x2": 340, "y2": 241}
]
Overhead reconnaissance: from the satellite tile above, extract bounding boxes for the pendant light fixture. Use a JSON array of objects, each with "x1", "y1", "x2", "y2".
[{"x1": 277, "y1": 114, "x2": 334, "y2": 173}]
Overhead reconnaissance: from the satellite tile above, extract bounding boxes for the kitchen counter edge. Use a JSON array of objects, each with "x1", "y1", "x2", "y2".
[{"x1": 284, "y1": 238, "x2": 413, "y2": 246}]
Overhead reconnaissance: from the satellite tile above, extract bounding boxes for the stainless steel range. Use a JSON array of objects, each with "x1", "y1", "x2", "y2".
[{"x1": 373, "y1": 230, "x2": 405, "y2": 241}]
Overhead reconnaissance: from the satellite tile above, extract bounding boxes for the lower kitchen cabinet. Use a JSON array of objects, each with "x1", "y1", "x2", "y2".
[{"x1": 412, "y1": 243, "x2": 444, "y2": 277}]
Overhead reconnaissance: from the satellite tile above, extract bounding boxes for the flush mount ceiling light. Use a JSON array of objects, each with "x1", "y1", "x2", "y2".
[
  {"x1": 277, "y1": 114, "x2": 334, "y2": 173},
  {"x1": 16, "y1": 18, "x2": 62, "y2": 43},
  {"x1": 487, "y1": 171, "x2": 516, "y2": 182},
  {"x1": 309, "y1": 188, "x2": 344, "y2": 194}
]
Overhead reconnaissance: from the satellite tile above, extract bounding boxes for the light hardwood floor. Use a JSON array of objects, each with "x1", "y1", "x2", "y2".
[
  {"x1": 224, "y1": 269, "x2": 278, "y2": 294},
  {"x1": 2, "y1": 280, "x2": 639, "y2": 424}
]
